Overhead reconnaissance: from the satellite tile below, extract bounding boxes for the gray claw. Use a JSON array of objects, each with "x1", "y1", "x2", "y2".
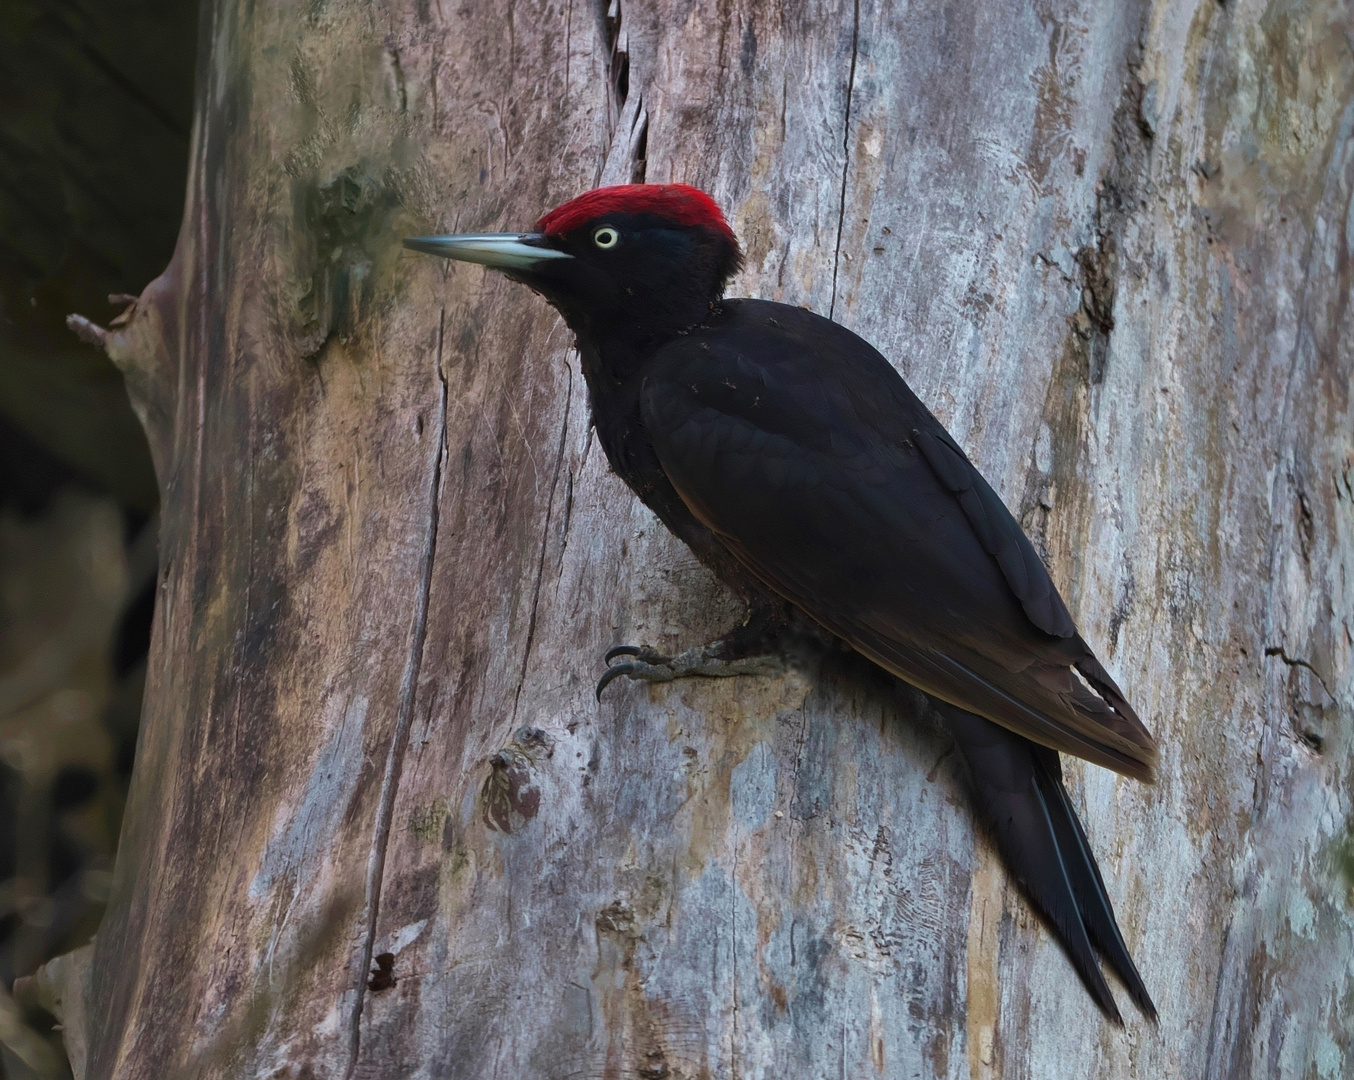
[
  {"x1": 595, "y1": 644, "x2": 786, "y2": 701},
  {"x1": 596, "y1": 660, "x2": 671, "y2": 700},
  {"x1": 604, "y1": 644, "x2": 672, "y2": 665},
  {"x1": 598, "y1": 644, "x2": 677, "y2": 700}
]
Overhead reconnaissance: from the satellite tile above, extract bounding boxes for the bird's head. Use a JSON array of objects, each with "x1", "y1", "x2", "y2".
[{"x1": 405, "y1": 184, "x2": 743, "y2": 344}]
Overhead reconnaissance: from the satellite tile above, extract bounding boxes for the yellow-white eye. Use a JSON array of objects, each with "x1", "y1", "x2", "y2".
[{"x1": 593, "y1": 226, "x2": 620, "y2": 249}]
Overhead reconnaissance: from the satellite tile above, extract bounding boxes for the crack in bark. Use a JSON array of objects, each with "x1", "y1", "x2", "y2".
[
  {"x1": 555, "y1": 466, "x2": 575, "y2": 587},
  {"x1": 1202, "y1": 913, "x2": 1240, "y2": 1080},
  {"x1": 730, "y1": 845, "x2": 740, "y2": 1080},
  {"x1": 596, "y1": 0, "x2": 649, "y2": 186},
  {"x1": 1070, "y1": 60, "x2": 1152, "y2": 386},
  {"x1": 785, "y1": 699, "x2": 810, "y2": 920},
  {"x1": 601, "y1": 0, "x2": 626, "y2": 117},
  {"x1": 512, "y1": 363, "x2": 575, "y2": 721},
  {"x1": 827, "y1": 0, "x2": 860, "y2": 322},
  {"x1": 1264, "y1": 645, "x2": 1334, "y2": 700},
  {"x1": 345, "y1": 310, "x2": 449, "y2": 1078}
]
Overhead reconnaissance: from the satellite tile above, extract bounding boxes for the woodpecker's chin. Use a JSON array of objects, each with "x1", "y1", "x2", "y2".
[{"x1": 402, "y1": 233, "x2": 573, "y2": 270}]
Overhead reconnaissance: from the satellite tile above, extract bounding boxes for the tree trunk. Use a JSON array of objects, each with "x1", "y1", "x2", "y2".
[{"x1": 56, "y1": 0, "x2": 1352, "y2": 1076}]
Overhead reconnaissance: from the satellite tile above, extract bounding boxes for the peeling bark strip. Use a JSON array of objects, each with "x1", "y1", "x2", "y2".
[{"x1": 62, "y1": 1, "x2": 1353, "y2": 1078}]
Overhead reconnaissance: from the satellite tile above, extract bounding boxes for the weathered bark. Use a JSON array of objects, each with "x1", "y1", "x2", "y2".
[{"x1": 62, "y1": 0, "x2": 1351, "y2": 1076}]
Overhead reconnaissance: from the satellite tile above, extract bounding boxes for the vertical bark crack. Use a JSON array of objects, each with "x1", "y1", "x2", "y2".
[
  {"x1": 785, "y1": 700, "x2": 810, "y2": 918},
  {"x1": 1264, "y1": 645, "x2": 1334, "y2": 700},
  {"x1": 828, "y1": 0, "x2": 861, "y2": 322},
  {"x1": 512, "y1": 362, "x2": 574, "y2": 721},
  {"x1": 730, "y1": 845, "x2": 740, "y2": 1080},
  {"x1": 596, "y1": 0, "x2": 649, "y2": 186},
  {"x1": 346, "y1": 310, "x2": 449, "y2": 1077},
  {"x1": 1202, "y1": 914, "x2": 1238, "y2": 1080}
]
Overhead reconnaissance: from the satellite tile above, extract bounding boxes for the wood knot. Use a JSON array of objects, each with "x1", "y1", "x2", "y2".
[{"x1": 480, "y1": 727, "x2": 554, "y2": 833}]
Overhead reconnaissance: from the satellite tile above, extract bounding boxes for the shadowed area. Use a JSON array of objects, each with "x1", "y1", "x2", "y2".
[{"x1": 0, "y1": 1, "x2": 195, "y2": 1075}]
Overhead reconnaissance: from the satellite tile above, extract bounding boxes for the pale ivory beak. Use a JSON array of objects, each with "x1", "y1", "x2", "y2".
[{"x1": 402, "y1": 233, "x2": 573, "y2": 270}]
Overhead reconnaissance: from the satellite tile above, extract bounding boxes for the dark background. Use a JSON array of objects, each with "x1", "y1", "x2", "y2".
[{"x1": 0, "y1": 1, "x2": 197, "y2": 1074}]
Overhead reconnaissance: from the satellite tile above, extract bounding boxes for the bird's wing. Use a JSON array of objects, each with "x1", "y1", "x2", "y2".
[
  {"x1": 640, "y1": 305, "x2": 1156, "y2": 780},
  {"x1": 910, "y1": 426, "x2": 1074, "y2": 637}
]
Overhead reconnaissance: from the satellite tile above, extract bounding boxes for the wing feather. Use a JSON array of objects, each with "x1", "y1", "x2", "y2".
[
  {"x1": 913, "y1": 429, "x2": 1074, "y2": 637},
  {"x1": 640, "y1": 304, "x2": 1155, "y2": 779}
]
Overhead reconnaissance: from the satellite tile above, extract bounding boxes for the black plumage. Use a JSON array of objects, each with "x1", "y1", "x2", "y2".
[{"x1": 405, "y1": 183, "x2": 1158, "y2": 1023}]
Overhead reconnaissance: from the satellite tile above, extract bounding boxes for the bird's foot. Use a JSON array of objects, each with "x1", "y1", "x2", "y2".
[{"x1": 596, "y1": 642, "x2": 785, "y2": 700}]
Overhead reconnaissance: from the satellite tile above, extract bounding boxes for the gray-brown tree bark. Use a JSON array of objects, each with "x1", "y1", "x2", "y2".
[{"x1": 44, "y1": 0, "x2": 1354, "y2": 1076}]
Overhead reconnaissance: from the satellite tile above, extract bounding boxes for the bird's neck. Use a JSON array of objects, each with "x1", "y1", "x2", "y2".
[
  {"x1": 566, "y1": 298, "x2": 723, "y2": 389},
  {"x1": 569, "y1": 318, "x2": 681, "y2": 479}
]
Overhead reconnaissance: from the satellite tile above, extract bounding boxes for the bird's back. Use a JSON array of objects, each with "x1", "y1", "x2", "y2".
[{"x1": 640, "y1": 298, "x2": 1156, "y2": 779}]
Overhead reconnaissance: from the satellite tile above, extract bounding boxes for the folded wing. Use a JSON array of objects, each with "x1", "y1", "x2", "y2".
[{"x1": 641, "y1": 302, "x2": 1156, "y2": 780}]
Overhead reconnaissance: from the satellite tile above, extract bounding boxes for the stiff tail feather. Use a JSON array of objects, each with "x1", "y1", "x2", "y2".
[{"x1": 938, "y1": 702, "x2": 1156, "y2": 1023}]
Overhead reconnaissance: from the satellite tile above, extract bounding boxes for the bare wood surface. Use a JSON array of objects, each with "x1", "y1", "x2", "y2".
[{"x1": 68, "y1": 0, "x2": 1351, "y2": 1077}]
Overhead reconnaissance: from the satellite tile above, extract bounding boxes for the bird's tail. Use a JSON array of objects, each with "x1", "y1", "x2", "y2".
[{"x1": 936, "y1": 702, "x2": 1157, "y2": 1024}]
